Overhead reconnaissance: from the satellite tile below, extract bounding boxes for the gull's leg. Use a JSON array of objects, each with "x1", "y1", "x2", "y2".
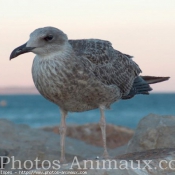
[
  {"x1": 99, "y1": 106, "x2": 110, "y2": 159},
  {"x1": 59, "y1": 108, "x2": 68, "y2": 164}
]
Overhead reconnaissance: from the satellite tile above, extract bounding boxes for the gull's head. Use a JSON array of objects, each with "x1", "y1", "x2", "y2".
[{"x1": 10, "y1": 27, "x2": 68, "y2": 60}]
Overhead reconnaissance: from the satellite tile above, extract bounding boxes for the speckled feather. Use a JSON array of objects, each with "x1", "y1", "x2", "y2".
[{"x1": 69, "y1": 39, "x2": 141, "y2": 95}]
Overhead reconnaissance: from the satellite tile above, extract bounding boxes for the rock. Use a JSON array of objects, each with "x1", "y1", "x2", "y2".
[
  {"x1": 13, "y1": 148, "x2": 175, "y2": 175},
  {"x1": 0, "y1": 119, "x2": 125, "y2": 171},
  {"x1": 1, "y1": 114, "x2": 175, "y2": 175},
  {"x1": 0, "y1": 149, "x2": 8, "y2": 169},
  {"x1": 127, "y1": 114, "x2": 175, "y2": 153},
  {"x1": 42, "y1": 123, "x2": 134, "y2": 148}
]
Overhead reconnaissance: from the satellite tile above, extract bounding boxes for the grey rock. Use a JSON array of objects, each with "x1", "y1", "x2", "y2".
[
  {"x1": 0, "y1": 148, "x2": 8, "y2": 169},
  {"x1": 15, "y1": 148, "x2": 175, "y2": 175},
  {"x1": 127, "y1": 114, "x2": 175, "y2": 153},
  {"x1": 0, "y1": 119, "x2": 124, "y2": 170}
]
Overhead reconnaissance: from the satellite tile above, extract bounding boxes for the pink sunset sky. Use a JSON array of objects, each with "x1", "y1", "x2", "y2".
[{"x1": 0, "y1": 0, "x2": 174, "y2": 92}]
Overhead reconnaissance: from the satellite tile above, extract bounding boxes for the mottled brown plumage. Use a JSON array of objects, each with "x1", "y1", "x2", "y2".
[
  {"x1": 32, "y1": 37, "x2": 141, "y2": 112},
  {"x1": 10, "y1": 26, "x2": 169, "y2": 163},
  {"x1": 69, "y1": 39, "x2": 141, "y2": 96}
]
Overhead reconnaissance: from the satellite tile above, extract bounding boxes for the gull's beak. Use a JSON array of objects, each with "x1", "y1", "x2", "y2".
[{"x1": 10, "y1": 43, "x2": 35, "y2": 60}]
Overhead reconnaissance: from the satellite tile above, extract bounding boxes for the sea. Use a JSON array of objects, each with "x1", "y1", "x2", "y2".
[{"x1": 0, "y1": 93, "x2": 174, "y2": 129}]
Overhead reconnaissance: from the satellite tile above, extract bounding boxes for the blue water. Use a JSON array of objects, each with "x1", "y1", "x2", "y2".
[{"x1": 0, "y1": 93, "x2": 174, "y2": 128}]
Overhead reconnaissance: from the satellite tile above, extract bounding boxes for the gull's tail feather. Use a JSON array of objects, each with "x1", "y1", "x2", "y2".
[
  {"x1": 122, "y1": 76, "x2": 170, "y2": 100},
  {"x1": 141, "y1": 76, "x2": 170, "y2": 84}
]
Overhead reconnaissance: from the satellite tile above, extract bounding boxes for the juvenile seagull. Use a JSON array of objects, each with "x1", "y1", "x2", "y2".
[{"x1": 10, "y1": 27, "x2": 169, "y2": 163}]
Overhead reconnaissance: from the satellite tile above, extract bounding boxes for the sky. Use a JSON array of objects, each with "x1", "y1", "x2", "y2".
[{"x1": 0, "y1": 0, "x2": 175, "y2": 92}]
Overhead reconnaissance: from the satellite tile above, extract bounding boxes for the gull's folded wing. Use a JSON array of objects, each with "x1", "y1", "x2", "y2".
[{"x1": 69, "y1": 39, "x2": 141, "y2": 96}]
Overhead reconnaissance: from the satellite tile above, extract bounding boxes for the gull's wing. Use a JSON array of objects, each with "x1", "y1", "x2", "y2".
[{"x1": 69, "y1": 39, "x2": 142, "y2": 96}]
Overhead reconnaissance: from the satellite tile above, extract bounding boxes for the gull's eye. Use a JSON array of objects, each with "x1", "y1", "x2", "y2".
[{"x1": 44, "y1": 35, "x2": 53, "y2": 41}]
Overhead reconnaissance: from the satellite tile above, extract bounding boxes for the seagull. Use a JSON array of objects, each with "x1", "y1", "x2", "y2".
[{"x1": 10, "y1": 27, "x2": 169, "y2": 163}]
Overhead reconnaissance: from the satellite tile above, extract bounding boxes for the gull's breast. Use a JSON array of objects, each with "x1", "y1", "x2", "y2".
[{"x1": 32, "y1": 56, "x2": 120, "y2": 112}]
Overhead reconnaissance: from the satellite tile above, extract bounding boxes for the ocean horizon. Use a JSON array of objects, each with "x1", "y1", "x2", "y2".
[{"x1": 0, "y1": 93, "x2": 174, "y2": 129}]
